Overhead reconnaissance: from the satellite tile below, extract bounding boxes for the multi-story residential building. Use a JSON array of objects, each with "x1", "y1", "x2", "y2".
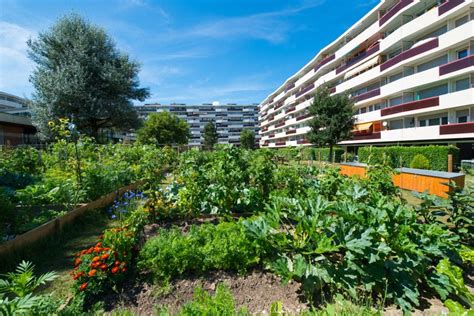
[
  {"x1": 259, "y1": 0, "x2": 474, "y2": 159},
  {"x1": 136, "y1": 102, "x2": 259, "y2": 147},
  {"x1": 0, "y1": 91, "x2": 36, "y2": 146}
]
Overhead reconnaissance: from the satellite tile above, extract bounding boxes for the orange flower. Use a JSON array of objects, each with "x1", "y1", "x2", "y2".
[
  {"x1": 95, "y1": 242, "x2": 102, "y2": 247},
  {"x1": 100, "y1": 264, "x2": 108, "y2": 271},
  {"x1": 88, "y1": 269, "x2": 97, "y2": 277},
  {"x1": 74, "y1": 258, "x2": 82, "y2": 266},
  {"x1": 79, "y1": 282, "x2": 88, "y2": 291},
  {"x1": 92, "y1": 256, "x2": 101, "y2": 262},
  {"x1": 114, "y1": 261, "x2": 120, "y2": 266},
  {"x1": 111, "y1": 266, "x2": 119, "y2": 274},
  {"x1": 101, "y1": 253, "x2": 109, "y2": 260},
  {"x1": 121, "y1": 267, "x2": 126, "y2": 273},
  {"x1": 90, "y1": 262, "x2": 100, "y2": 268}
]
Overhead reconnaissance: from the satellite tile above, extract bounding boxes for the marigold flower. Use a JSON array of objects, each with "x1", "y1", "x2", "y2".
[
  {"x1": 79, "y1": 283, "x2": 88, "y2": 291},
  {"x1": 95, "y1": 242, "x2": 102, "y2": 247},
  {"x1": 74, "y1": 258, "x2": 82, "y2": 266},
  {"x1": 122, "y1": 268, "x2": 126, "y2": 273},
  {"x1": 88, "y1": 269, "x2": 97, "y2": 277},
  {"x1": 100, "y1": 264, "x2": 108, "y2": 271},
  {"x1": 92, "y1": 256, "x2": 101, "y2": 262},
  {"x1": 111, "y1": 266, "x2": 119, "y2": 274},
  {"x1": 101, "y1": 253, "x2": 109, "y2": 260},
  {"x1": 114, "y1": 261, "x2": 120, "y2": 266}
]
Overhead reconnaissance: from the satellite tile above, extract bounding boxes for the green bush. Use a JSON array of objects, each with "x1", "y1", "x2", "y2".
[
  {"x1": 358, "y1": 145, "x2": 459, "y2": 171},
  {"x1": 275, "y1": 147, "x2": 344, "y2": 162},
  {"x1": 410, "y1": 154, "x2": 430, "y2": 170},
  {"x1": 138, "y1": 221, "x2": 261, "y2": 281}
]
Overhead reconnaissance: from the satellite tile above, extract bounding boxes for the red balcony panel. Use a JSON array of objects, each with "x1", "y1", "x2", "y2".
[
  {"x1": 336, "y1": 43, "x2": 380, "y2": 74},
  {"x1": 262, "y1": 126, "x2": 268, "y2": 132},
  {"x1": 276, "y1": 141, "x2": 287, "y2": 146},
  {"x1": 285, "y1": 82, "x2": 296, "y2": 93},
  {"x1": 297, "y1": 139, "x2": 311, "y2": 144},
  {"x1": 285, "y1": 106, "x2": 296, "y2": 114},
  {"x1": 381, "y1": 38, "x2": 438, "y2": 71},
  {"x1": 286, "y1": 130, "x2": 297, "y2": 135},
  {"x1": 274, "y1": 102, "x2": 284, "y2": 110},
  {"x1": 440, "y1": 122, "x2": 474, "y2": 135},
  {"x1": 314, "y1": 54, "x2": 335, "y2": 72},
  {"x1": 381, "y1": 96, "x2": 439, "y2": 116},
  {"x1": 439, "y1": 0, "x2": 465, "y2": 15},
  {"x1": 268, "y1": 134, "x2": 275, "y2": 138},
  {"x1": 352, "y1": 132, "x2": 381, "y2": 141},
  {"x1": 295, "y1": 83, "x2": 315, "y2": 98},
  {"x1": 275, "y1": 122, "x2": 285, "y2": 128},
  {"x1": 439, "y1": 55, "x2": 474, "y2": 76},
  {"x1": 379, "y1": 0, "x2": 414, "y2": 26},
  {"x1": 329, "y1": 87, "x2": 336, "y2": 94},
  {"x1": 353, "y1": 88, "x2": 380, "y2": 102},
  {"x1": 296, "y1": 113, "x2": 312, "y2": 121},
  {"x1": 262, "y1": 144, "x2": 268, "y2": 147}
]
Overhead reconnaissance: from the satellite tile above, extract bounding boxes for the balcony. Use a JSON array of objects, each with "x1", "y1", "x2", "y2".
[
  {"x1": 274, "y1": 102, "x2": 284, "y2": 110},
  {"x1": 296, "y1": 113, "x2": 312, "y2": 121},
  {"x1": 439, "y1": 0, "x2": 465, "y2": 15},
  {"x1": 275, "y1": 122, "x2": 285, "y2": 128},
  {"x1": 440, "y1": 122, "x2": 474, "y2": 135},
  {"x1": 285, "y1": 82, "x2": 296, "y2": 93},
  {"x1": 352, "y1": 132, "x2": 382, "y2": 141},
  {"x1": 297, "y1": 139, "x2": 311, "y2": 145},
  {"x1": 439, "y1": 55, "x2": 474, "y2": 76},
  {"x1": 285, "y1": 106, "x2": 296, "y2": 114},
  {"x1": 336, "y1": 43, "x2": 380, "y2": 74},
  {"x1": 352, "y1": 88, "x2": 380, "y2": 103},
  {"x1": 314, "y1": 54, "x2": 335, "y2": 72},
  {"x1": 379, "y1": 0, "x2": 414, "y2": 26},
  {"x1": 381, "y1": 96, "x2": 439, "y2": 116},
  {"x1": 329, "y1": 87, "x2": 336, "y2": 94},
  {"x1": 286, "y1": 130, "x2": 297, "y2": 135},
  {"x1": 295, "y1": 83, "x2": 315, "y2": 98},
  {"x1": 381, "y1": 38, "x2": 439, "y2": 71},
  {"x1": 276, "y1": 141, "x2": 287, "y2": 146},
  {"x1": 268, "y1": 134, "x2": 275, "y2": 138}
]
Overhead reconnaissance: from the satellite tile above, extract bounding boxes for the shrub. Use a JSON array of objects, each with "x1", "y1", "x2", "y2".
[
  {"x1": 358, "y1": 145, "x2": 459, "y2": 171},
  {"x1": 138, "y1": 221, "x2": 261, "y2": 281},
  {"x1": 276, "y1": 147, "x2": 344, "y2": 162},
  {"x1": 409, "y1": 154, "x2": 430, "y2": 170}
]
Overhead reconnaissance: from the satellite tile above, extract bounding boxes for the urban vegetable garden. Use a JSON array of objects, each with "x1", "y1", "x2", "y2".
[{"x1": 0, "y1": 137, "x2": 473, "y2": 315}]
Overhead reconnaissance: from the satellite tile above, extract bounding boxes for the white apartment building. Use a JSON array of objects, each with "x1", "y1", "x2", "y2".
[
  {"x1": 259, "y1": 0, "x2": 474, "y2": 158},
  {"x1": 0, "y1": 91, "x2": 30, "y2": 116},
  {"x1": 136, "y1": 103, "x2": 259, "y2": 147}
]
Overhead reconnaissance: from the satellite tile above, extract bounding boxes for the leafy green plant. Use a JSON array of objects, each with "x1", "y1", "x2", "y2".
[
  {"x1": 138, "y1": 221, "x2": 261, "y2": 281},
  {"x1": 409, "y1": 154, "x2": 430, "y2": 170}
]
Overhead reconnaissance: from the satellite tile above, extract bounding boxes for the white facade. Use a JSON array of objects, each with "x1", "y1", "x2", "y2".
[
  {"x1": 0, "y1": 91, "x2": 30, "y2": 116},
  {"x1": 259, "y1": 0, "x2": 474, "y2": 149},
  {"x1": 136, "y1": 103, "x2": 259, "y2": 147}
]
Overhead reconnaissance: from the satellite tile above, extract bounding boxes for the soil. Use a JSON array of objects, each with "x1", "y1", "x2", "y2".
[{"x1": 105, "y1": 270, "x2": 308, "y2": 315}]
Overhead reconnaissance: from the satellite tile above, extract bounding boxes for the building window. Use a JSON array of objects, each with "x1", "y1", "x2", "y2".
[
  {"x1": 417, "y1": 55, "x2": 448, "y2": 72},
  {"x1": 455, "y1": 15, "x2": 469, "y2": 28},
  {"x1": 455, "y1": 78, "x2": 470, "y2": 91},
  {"x1": 456, "y1": 109, "x2": 469, "y2": 123},
  {"x1": 416, "y1": 83, "x2": 448, "y2": 100},
  {"x1": 457, "y1": 49, "x2": 468, "y2": 59}
]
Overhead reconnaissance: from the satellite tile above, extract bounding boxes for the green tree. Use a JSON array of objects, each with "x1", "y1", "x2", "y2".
[
  {"x1": 137, "y1": 112, "x2": 190, "y2": 146},
  {"x1": 203, "y1": 122, "x2": 218, "y2": 150},
  {"x1": 307, "y1": 86, "x2": 355, "y2": 162},
  {"x1": 240, "y1": 129, "x2": 256, "y2": 150},
  {"x1": 27, "y1": 14, "x2": 149, "y2": 139}
]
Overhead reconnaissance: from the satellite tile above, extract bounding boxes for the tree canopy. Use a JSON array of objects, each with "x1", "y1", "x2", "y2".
[
  {"x1": 27, "y1": 14, "x2": 149, "y2": 139},
  {"x1": 137, "y1": 112, "x2": 190, "y2": 146},
  {"x1": 307, "y1": 86, "x2": 355, "y2": 162},
  {"x1": 203, "y1": 122, "x2": 218, "y2": 150},
  {"x1": 240, "y1": 129, "x2": 256, "y2": 150}
]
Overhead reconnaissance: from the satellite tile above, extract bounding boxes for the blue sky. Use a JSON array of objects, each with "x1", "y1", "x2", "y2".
[{"x1": 0, "y1": 0, "x2": 377, "y2": 105}]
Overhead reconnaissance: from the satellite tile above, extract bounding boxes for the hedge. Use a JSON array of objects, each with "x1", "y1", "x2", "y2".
[
  {"x1": 358, "y1": 145, "x2": 459, "y2": 171},
  {"x1": 275, "y1": 147, "x2": 345, "y2": 162}
]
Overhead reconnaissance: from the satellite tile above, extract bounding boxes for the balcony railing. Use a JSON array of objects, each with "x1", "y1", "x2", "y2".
[
  {"x1": 285, "y1": 106, "x2": 296, "y2": 114},
  {"x1": 352, "y1": 88, "x2": 380, "y2": 103},
  {"x1": 285, "y1": 82, "x2": 296, "y2": 93},
  {"x1": 336, "y1": 43, "x2": 380, "y2": 74},
  {"x1": 329, "y1": 87, "x2": 336, "y2": 94},
  {"x1": 268, "y1": 134, "x2": 275, "y2": 138},
  {"x1": 379, "y1": 0, "x2": 414, "y2": 26},
  {"x1": 286, "y1": 130, "x2": 297, "y2": 135},
  {"x1": 381, "y1": 96, "x2": 439, "y2": 116},
  {"x1": 314, "y1": 54, "x2": 335, "y2": 72},
  {"x1": 274, "y1": 102, "x2": 284, "y2": 110},
  {"x1": 276, "y1": 141, "x2": 287, "y2": 146},
  {"x1": 440, "y1": 122, "x2": 474, "y2": 135},
  {"x1": 352, "y1": 132, "x2": 382, "y2": 141},
  {"x1": 296, "y1": 113, "x2": 312, "y2": 121},
  {"x1": 297, "y1": 139, "x2": 311, "y2": 144},
  {"x1": 275, "y1": 122, "x2": 285, "y2": 128},
  {"x1": 439, "y1": 55, "x2": 474, "y2": 76},
  {"x1": 439, "y1": 0, "x2": 465, "y2": 15},
  {"x1": 295, "y1": 83, "x2": 315, "y2": 98},
  {"x1": 380, "y1": 38, "x2": 439, "y2": 71}
]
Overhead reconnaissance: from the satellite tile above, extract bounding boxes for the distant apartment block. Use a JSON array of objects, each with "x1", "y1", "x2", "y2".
[
  {"x1": 259, "y1": 0, "x2": 474, "y2": 158},
  {"x1": 0, "y1": 91, "x2": 36, "y2": 146},
  {"x1": 136, "y1": 103, "x2": 259, "y2": 147}
]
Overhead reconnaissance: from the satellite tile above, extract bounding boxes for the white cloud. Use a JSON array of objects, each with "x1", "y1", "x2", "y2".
[{"x1": 0, "y1": 21, "x2": 35, "y2": 95}]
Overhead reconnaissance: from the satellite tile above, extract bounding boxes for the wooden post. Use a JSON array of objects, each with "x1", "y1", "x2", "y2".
[{"x1": 448, "y1": 154, "x2": 453, "y2": 172}]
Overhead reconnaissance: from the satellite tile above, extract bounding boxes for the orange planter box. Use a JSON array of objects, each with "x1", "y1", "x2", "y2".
[{"x1": 339, "y1": 163, "x2": 465, "y2": 198}]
